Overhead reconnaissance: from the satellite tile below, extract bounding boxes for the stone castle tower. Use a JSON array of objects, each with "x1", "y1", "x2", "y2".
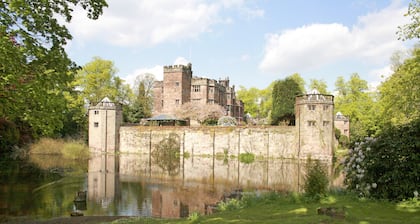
[
  {"x1": 158, "y1": 63, "x2": 193, "y2": 115},
  {"x1": 295, "y1": 90, "x2": 334, "y2": 160},
  {"x1": 88, "y1": 97, "x2": 123, "y2": 153}
]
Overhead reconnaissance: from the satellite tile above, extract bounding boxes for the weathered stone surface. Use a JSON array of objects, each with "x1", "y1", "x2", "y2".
[{"x1": 119, "y1": 126, "x2": 332, "y2": 162}]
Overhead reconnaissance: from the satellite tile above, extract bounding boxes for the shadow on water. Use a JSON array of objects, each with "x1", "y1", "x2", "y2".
[{"x1": 0, "y1": 151, "x2": 340, "y2": 220}]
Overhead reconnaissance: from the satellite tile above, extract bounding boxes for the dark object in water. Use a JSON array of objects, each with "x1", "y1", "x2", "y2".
[
  {"x1": 73, "y1": 191, "x2": 87, "y2": 210},
  {"x1": 74, "y1": 191, "x2": 87, "y2": 202}
]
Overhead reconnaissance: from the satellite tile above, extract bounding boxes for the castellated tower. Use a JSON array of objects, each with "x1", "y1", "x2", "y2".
[
  {"x1": 295, "y1": 90, "x2": 334, "y2": 161},
  {"x1": 162, "y1": 63, "x2": 192, "y2": 114},
  {"x1": 88, "y1": 97, "x2": 123, "y2": 153}
]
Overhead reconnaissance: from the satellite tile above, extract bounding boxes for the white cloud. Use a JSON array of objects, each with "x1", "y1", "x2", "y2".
[
  {"x1": 173, "y1": 57, "x2": 190, "y2": 65},
  {"x1": 67, "y1": 0, "x2": 263, "y2": 47},
  {"x1": 124, "y1": 65, "x2": 164, "y2": 88},
  {"x1": 259, "y1": 1, "x2": 409, "y2": 76},
  {"x1": 123, "y1": 56, "x2": 190, "y2": 88}
]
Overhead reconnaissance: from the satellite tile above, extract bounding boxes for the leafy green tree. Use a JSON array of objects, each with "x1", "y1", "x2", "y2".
[
  {"x1": 309, "y1": 79, "x2": 329, "y2": 94},
  {"x1": 124, "y1": 73, "x2": 155, "y2": 123},
  {"x1": 237, "y1": 86, "x2": 261, "y2": 117},
  {"x1": 398, "y1": 0, "x2": 420, "y2": 40},
  {"x1": 289, "y1": 73, "x2": 306, "y2": 93},
  {"x1": 69, "y1": 57, "x2": 133, "y2": 131},
  {"x1": 378, "y1": 47, "x2": 420, "y2": 127},
  {"x1": 0, "y1": 0, "x2": 107, "y2": 138},
  {"x1": 271, "y1": 77, "x2": 303, "y2": 125},
  {"x1": 73, "y1": 57, "x2": 132, "y2": 105},
  {"x1": 334, "y1": 74, "x2": 379, "y2": 139}
]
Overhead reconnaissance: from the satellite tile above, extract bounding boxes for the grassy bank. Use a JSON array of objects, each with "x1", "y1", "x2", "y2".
[
  {"x1": 28, "y1": 138, "x2": 89, "y2": 171},
  {"x1": 108, "y1": 192, "x2": 419, "y2": 224},
  {"x1": 29, "y1": 138, "x2": 89, "y2": 159}
]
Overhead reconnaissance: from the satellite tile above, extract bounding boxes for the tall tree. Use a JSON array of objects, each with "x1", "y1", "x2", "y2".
[
  {"x1": 289, "y1": 73, "x2": 306, "y2": 93},
  {"x1": 378, "y1": 47, "x2": 420, "y2": 127},
  {"x1": 69, "y1": 57, "x2": 133, "y2": 128},
  {"x1": 334, "y1": 74, "x2": 379, "y2": 139},
  {"x1": 0, "y1": 0, "x2": 107, "y2": 138},
  {"x1": 124, "y1": 73, "x2": 155, "y2": 123},
  {"x1": 271, "y1": 76, "x2": 303, "y2": 125},
  {"x1": 73, "y1": 57, "x2": 130, "y2": 104}
]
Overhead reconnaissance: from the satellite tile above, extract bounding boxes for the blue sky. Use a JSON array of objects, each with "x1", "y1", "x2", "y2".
[{"x1": 65, "y1": 0, "x2": 415, "y2": 92}]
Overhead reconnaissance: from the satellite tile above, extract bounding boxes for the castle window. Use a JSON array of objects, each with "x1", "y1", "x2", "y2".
[
  {"x1": 307, "y1": 120, "x2": 316, "y2": 126},
  {"x1": 193, "y1": 85, "x2": 200, "y2": 92},
  {"x1": 323, "y1": 121, "x2": 330, "y2": 126},
  {"x1": 94, "y1": 110, "x2": 99, "y2": 115},
  {"x1": 175, "y1": 81, "x2": 179, "y2": 87},
  {"x1": 94, "y1": 122, "x2": 99, "y2": 127},
  {"x1": 175, "y1": 99, "x2": 180, "y2": 104},
  {"x1": 323, "y1": 105, "x2": 329, "y2": 110},
  {"x1": 308, "y1": 105, "x2": 316, "y2": 110},
  {"x1": 208, "y1": 99, "x2": 214, "y2": 104},
  {"x1": 209, "y1": 87, "x2": 214, "y2": 93}
]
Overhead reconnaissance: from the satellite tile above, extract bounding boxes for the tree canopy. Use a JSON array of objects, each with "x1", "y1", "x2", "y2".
[
  {"x1": 378, "y1": 47, "x2": 420, "y2": 127},
  {"x1": 271, "y1": 77, "x2": 303, "y2": 125},
  {"x1": 0, "y1": 0, "x2": 107, "y2": 138},
  {"x1": 398, "y1": 0, "x2": 420, "y2": 40}
]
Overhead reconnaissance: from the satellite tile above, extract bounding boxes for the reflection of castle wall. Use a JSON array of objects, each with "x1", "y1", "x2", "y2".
[
  {"x1": 88, "y1": 154, "x2": 120, "y2": 204},
  {"x1": 118, "y1": 154, "x2": 311, "y2": 192}
]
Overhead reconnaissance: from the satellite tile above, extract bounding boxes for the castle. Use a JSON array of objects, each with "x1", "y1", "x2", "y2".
[
  {"x1": 89, "y1": 90, "x2": 336, "y2": 161},
  {"x1": 152, "y1": 63, "x2": 244, "y2": 123}
]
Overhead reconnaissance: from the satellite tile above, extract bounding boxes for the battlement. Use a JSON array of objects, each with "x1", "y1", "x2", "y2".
[
  {"x1": 296, "y1": 94, "x2": 334, "y2": 105},
  {"x1": 163, "y1": 63, "x2": 192, "y2": 73}
]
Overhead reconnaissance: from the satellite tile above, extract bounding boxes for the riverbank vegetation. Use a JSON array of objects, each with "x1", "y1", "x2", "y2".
[
  {"x1": 29, "y1": 138, "x2": 89, "y2": 159},
  {"x1": 107, "y1": 192, "x2": 419, "y2": 224}
]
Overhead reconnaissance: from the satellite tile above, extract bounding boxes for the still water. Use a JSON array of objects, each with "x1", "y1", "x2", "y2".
[{"x1": 0, "y1": 152, "x2": 335, "y2": 220}]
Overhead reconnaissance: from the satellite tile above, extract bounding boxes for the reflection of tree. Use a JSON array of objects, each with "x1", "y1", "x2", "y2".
[{"x1": 151, "y1": 133, "x2": 180, "y2": 176}]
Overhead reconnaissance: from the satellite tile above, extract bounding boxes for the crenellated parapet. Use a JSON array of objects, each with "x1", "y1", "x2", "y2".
[{"x1": 163, "y1": 63, "x2": 192, "y2": 74}]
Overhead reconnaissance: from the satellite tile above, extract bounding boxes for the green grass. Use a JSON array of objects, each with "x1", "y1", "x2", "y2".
[{"x1": 107, "y1": 193, "x2": 420, "y2": 224}]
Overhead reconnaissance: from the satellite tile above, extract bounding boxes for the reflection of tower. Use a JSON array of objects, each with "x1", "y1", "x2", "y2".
[
  {"x1": 88, "y1": 154, "x2": 120, "y2": 207},
  {"x1": 295, "y1": 89, "x2": 334, "y2": 161},
  {"x1": 88, "y1": 97, "x2": 123, "y2": 153}
]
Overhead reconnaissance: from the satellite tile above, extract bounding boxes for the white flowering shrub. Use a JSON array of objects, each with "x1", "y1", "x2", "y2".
[
  {"x1": 217, "y1": 116, "x2": 237, "y2": 126},
  {"x1": 344, "y1": 119, "x2": 420, "y2": 200}
]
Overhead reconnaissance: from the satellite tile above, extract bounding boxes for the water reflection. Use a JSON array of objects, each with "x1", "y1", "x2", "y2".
[
  {"x1": 87, "y1": 153, "x2": 312, "y2": 218},
  {"x1": 0, "y1": 153, "x2": 335, "y2": 219}
]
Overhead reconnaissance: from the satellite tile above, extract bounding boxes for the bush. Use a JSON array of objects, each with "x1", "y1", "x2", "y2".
[
  {"x1": 344, "y1": 118, "x2": 420, "y2": 200},
  {"x1": 303, "y1": 159, "x2": 329, "y2": 201},
  {"x1": 217, "y1": 116, "x2": 237, "y2": 126}
]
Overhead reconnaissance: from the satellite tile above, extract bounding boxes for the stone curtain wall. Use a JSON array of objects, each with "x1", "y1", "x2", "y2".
[{"x1": 119, "y1": 126, "x2": 331, "y2": 161}]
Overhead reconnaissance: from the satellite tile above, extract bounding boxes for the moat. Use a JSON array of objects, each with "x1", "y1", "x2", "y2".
[{"x1": 0, "y1": 153, "x2": 339, "y2": 220}]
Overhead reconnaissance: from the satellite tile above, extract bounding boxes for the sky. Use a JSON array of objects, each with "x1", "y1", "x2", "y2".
[{"x1": 65, "y1": 0, "x2": 415, "y2": 92}]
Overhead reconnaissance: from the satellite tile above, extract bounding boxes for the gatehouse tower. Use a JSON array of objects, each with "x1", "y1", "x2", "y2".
[
  {"x1": 295, "y1": 90, "x2": 334, "y2": 160},
  {"x1": 88, "y1": 97, "x2": 123, "y2": 153}
]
